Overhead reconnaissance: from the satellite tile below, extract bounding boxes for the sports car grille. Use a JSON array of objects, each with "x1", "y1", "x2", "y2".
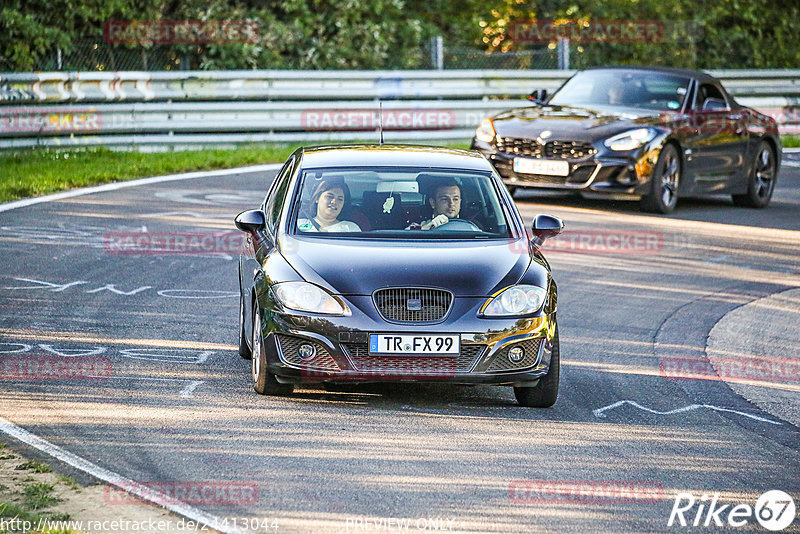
[
  {"x1": 496, "y1": 138, "x2": 596, "y2": 160},
  {"x1": 373, "y1": 288, "x2": 452, "y2": 323},
  {"x1": 343, "y1": 343, "x2": 486, "y2": 374},
  {"x1": 276, "y1": 335, "x2": 340, "y2": 371},
  {"x1": 485, "y1": 338, "x2": 543, "y2": 372}
]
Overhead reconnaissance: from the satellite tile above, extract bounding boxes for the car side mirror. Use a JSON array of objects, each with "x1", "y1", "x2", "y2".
[
  {"x1": 531, "y1": 214, "x2": 564, "y2": 248},
  {"x1": 528, "y1": 89, "x2": 548, "y2": 104},
  {"x1": 701, "y1": 97, "x2": 727, "y2": 111},
  {"x1": 235, "y1": 209, "x2": 267, "y2": 233}
]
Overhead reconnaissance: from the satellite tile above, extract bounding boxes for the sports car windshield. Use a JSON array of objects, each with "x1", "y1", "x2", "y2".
[
  {"x1": 548, "y1": 70, "x2": 691, "y2": 111},
  {"x1": 291, "y1": 167, "x2": 512, "y2": 239}
]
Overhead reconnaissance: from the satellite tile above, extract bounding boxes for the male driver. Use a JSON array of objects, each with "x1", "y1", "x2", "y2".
[{"x1": 419, "y1": 179, "x2": 461, "y2": 230}]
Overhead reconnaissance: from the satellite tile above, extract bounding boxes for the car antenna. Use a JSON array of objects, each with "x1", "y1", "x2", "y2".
[{"x1": 378, "y1": 101, "x2": 384, "y2": 145}]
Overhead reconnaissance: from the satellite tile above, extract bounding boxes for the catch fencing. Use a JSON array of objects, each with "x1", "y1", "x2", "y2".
[{"x1": 0, "y1": 70, "x2": 798, "y2": 150}]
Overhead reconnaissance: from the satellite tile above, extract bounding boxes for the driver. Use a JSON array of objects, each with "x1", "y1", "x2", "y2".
[{"x1": 417, "y1": 179, "x2": 461, "y2": 230}]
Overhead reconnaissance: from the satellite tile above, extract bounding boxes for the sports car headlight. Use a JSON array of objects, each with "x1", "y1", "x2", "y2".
[
  {"x1": 272, "y1": 282, "x2": 349, "y2": 315},
  {"x1": 604, "y1": 128, "x2": 657, "y2": 151},
  {"x1": 475, "y1": 118, "x2": 497, "y2": 143},
  {"x1": 482, "y1": 285, "x2": 547, "y2": 316}
]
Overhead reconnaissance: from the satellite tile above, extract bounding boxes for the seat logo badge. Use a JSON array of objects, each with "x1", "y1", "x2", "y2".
[
  {"x1": 537, "y1": 130, "x2": 552, "y2": 144},
  {"x1": 407, "y1": 298, "x2": 422, "y2": 311}
]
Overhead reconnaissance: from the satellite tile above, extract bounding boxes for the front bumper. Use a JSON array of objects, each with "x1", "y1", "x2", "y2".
[
  {"x1": 258, "y1": 295, "x2": 557, "y2": 387},
  {"x1": 473, "y1": 139, "x2": 659, "y2": 196}
]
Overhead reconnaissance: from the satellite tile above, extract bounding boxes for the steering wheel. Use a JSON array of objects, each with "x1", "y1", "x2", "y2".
[{"x1": 431, "y1": 218, "x2": 482, "y2": 232}]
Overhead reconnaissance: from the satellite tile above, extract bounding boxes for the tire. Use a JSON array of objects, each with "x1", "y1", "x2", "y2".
[
  {"x1": 732, "y1": 140, "x2": 776, "y2": 208},
  {"x1": 251, "y1": 302, "x2": 293, "y2": 396},
  {"x1": 238, "y1": 292, "x2": 252, "y2": 360},
  {"x1": 640, "y1": 143, "x2": 680, "y2": 214},
  {"x1": 514, "y1": 325, "x2": 560, "y2": 408}
]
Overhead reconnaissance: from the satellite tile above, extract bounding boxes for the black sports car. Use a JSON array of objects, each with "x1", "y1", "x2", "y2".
[
  {"x1": 471, "y1": 66, "x2": 781, "y2": 213},
  {"x1": 234, "y1": 145, "x2": 564, "y2": 407}
]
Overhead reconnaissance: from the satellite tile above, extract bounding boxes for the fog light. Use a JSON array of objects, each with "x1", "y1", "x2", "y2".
[
  {"x1": 298, "y1": 343, "x2": 316, "y2": 361},
  {"x1": 508, "y1": 346, "x2": 525, "y2": 363}
]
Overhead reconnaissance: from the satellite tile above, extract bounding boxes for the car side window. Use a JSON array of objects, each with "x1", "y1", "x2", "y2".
[
  {"x1": 695, "y1": 83, "x2": 728, "y2": 111},
  {"x1": 264, "y1": 156, "x2": 296, "y2": 235}
]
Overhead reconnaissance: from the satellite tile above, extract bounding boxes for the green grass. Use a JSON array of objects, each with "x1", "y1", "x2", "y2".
[
  {"x1": 782, "y1": 134, "x2": 800, "y2": 148},
  {"x1": 16, "y1": 461, "x2": 51, "y2": 474},
  {"x1": 0, "y1": 502, "x2": 76, "y2": 533},
  {"x1": 23, "y1": 483, "x2": 61, "y2": 510},
  {"x1": 0, "y1": 141, "x2": 472, "y2": 204}
]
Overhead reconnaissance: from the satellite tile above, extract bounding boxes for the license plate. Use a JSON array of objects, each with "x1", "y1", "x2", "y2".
[
  {"x1": 513, "y1": 157, "x2": 570, "y2": 176},
  {"x1": 369, "y1": 334, "x2": 460, "y2": 354}
]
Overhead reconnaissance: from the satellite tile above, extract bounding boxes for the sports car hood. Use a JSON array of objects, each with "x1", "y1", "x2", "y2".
[
  {"x1": 279, "y1": 236, "x2": 542, "y2": 297},
  {"x1": 491, "y1": 104, "x2": 661, "y2": 141}
]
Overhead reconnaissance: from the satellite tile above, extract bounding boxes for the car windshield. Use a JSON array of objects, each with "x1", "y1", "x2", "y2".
[
  {"x1": 548, "y1": 70, "x2": 691, "y2": 111},
  {"x1": 291, "y1": 166, "x2": 512, "y2": 239}
]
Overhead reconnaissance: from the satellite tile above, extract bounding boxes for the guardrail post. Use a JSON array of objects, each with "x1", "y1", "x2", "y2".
[
  {"x1": 557, "y1": 38, "x2": 570, "y2": 70},
  {"x1": 431, "y1": 36, "x2": 444, "y2": 70}
]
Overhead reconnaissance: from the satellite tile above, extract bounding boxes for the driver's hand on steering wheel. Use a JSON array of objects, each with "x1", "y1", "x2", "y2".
[{"x1": 422, "y1": 214, "x2": 449, "y2": 230}]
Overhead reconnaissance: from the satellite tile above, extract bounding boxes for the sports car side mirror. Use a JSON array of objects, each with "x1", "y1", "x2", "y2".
[
  {"x1": 528, "y1": 89, "x2": 548, "y2": 104},
  {"x1": 531, "y1": 214, "x2": 564, "y2": 248},
  {"x1": 235, "y1": 209, "x2": 267, "y2": 233}
]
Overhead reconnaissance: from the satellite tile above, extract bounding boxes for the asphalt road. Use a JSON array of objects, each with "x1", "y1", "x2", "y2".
[{"x1": 1, "y1": 156, "x2": 798, "y2": 533}]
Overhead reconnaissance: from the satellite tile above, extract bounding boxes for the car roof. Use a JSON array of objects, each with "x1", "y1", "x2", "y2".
[
  {"x1": 583, "y1": 65, "x2": 718, "y2": 84},
  {"x1": 297, "y1": 145, "x2": 493, "y2": 171}
]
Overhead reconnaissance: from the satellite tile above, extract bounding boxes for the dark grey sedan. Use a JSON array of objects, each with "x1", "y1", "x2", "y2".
[{"x1": 234, "y1": 145, "x2": 564, "y2": 407}]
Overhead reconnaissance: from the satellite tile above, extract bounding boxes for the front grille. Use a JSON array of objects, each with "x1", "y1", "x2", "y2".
[
  {"x1": 276, "y1": 335, "x2": 340, "y2": 371},
  {"x1": 496, "y1": 137, "x2": 596, "y2": 160},
  {"x1": 343, "y1": 343, "x2": 486, "y2": 374},
  {"x1": 373, "y1": 288, "x2": 452, "y2": 324},
  {"x1": 485, "y1": 338, "x2": 543, "y2": 372}
]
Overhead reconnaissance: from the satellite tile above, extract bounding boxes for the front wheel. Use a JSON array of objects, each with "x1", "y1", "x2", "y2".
[
  {"x1": 251, "y1": 302, "x2": 293, "y2": 396},
  {"x1": 732, "y1": 140, "x2": 776, "y2": 208},
  {"x1": 640, "y1": 144, "x2": 680, "y2": 214},
  {"x1": 514, "y1": 325, "x2": 560, "y2": 408}
]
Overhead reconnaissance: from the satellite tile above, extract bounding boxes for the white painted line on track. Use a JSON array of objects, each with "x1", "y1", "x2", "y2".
[
  {"x1": 180, "y1": 381, "x2": 205, "y2": 398},
  {"x1": 0, "y1": 416, "x2": 245, "y2": 534},
  {"x1": 593, "y1": 400, "x2": 782, "y2": 425},
  {"x1": 0, "y1": 163, "x2": 282, "y2": 213}
]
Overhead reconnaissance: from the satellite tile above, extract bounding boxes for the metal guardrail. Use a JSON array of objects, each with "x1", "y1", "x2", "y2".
[{"x1": 1, "y1": 70, "x2": 798, "y2": 149}]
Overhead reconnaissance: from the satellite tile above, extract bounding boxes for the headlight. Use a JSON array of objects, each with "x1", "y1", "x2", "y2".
[
  {"x1": 604, "y1": 128, "x2": 657, "y2": 151},
  {"x1": 272, "y1": 282, "x2": 349, "y2": 315},
  {"x1": 475, "y1": 118, "x2": 496, "y2": 143},
  {"x1": 482, "y1": 285, "x2": 547, "y2": 316}
]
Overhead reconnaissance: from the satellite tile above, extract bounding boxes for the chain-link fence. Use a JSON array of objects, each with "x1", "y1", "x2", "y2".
[{"x1": 30, "y1": 39, "x2": 562, "y2": 72}]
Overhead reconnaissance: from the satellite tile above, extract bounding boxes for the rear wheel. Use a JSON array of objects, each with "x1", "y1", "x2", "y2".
[
  {"x1": 238, "y1": 292, "x2": 251, "y2": 360},
  {"x1": 251, "y1": 302, "x2": 293, "y2": 396},
  {"x1": 514, "y1": 325, "x2": 560, "y2": 408},
  {"x1": 640, "y1": 143, "x2": 680, "y2": 214},
  {"x1": 732, "y1": 141, "x2": 776, "y2": 208}
]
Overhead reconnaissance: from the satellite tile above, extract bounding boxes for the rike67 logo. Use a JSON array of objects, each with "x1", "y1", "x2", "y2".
[{"x1": 669, "y1": 490, "x2": 796, "y2": 531}]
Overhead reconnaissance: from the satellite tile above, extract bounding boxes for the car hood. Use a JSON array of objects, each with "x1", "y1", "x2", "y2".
[
  {"x1": 279, "y1": 236, "x2": 540, "y2": 297},
  {"x1": 492, "y1": 104, "x2": 662, "y2": 141}
]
